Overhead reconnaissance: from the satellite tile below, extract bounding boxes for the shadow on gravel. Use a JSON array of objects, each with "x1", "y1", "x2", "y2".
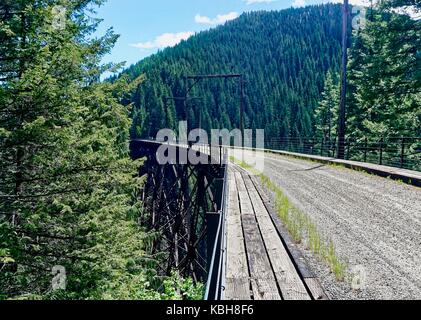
[{"x1": 288, "y1": 164, "x2": 327, "y2": 172}]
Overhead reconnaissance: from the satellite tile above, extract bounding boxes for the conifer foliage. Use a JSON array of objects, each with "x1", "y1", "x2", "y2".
[
  {"x1": 122, "y1": 4, "x2": 345, "y2": 140},
  {"x1": 314, "y1": 71, "x2": 340, "y2": 141},
  {"x1": 347, "y1": 0, "x2": 420, "y2": 138},
  {"x1": 0, "y1": 0, "x2": 170, "y2": 299}
]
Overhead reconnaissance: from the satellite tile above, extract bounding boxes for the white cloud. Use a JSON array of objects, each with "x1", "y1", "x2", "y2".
[
  {"x1": 295, "y1": 0, "x2": 376, "y2": 8},
  {"x1": 392, "y1": 6, "x2": 420, "y2": 20},
  {"x1": 324, "y1": 0, "x2": 374, "y2": 5},
  {"x1": 131, "y1": 31, "x2": 194, "y2": 50},
  {"x1": 292, "y1": 0, "x2": 306, "y2": 8},
  {"x1": 243, "y1": 0, "x2": 279, "y2": 5},
  {"x1": 347, "y1": 0, "x2": 369, "y2": 5},
  {"x1": 326, "y1": 1, "x2": 419, "y2": 19},
  {"x1": 195, "y1": 12, "x2": 239, "y2": 25},
  {"x1": 195, "y1": 15, "x2": 212, "y2": 24}
]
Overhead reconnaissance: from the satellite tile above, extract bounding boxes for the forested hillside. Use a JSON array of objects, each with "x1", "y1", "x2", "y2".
[
  {"x1": 122, "y1": 2, "x2": 420, "y2": 142},
  {"x1": 122, "y1": 4, "x2": 345, "y2": 139}
]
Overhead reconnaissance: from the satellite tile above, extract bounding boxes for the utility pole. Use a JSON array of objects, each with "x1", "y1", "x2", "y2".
[
  {"x1": 337, "y1": 0, "x2": 349, "y2": 159},
  {"x1": 240, "y1": 75, "x2": 245, "y2": 145}
]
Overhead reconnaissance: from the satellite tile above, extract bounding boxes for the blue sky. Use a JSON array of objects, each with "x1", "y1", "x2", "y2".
[{"x1": 94, "y1": 0, "x2": 361, "y2": 70}]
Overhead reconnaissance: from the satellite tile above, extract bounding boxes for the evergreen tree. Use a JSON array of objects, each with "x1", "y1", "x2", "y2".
[
  {"x1": 315, "y1": 71, "x2": 340, "y2": 140},
  {"x1": 0, "y1": 0, "x2": 150, "y2": 299},
  {"x1": 121, "y1": 4, "x2": 345, "y2": 141},
  {"x1": 347, "y1": 0, "x2": 421, "y2": 137}
]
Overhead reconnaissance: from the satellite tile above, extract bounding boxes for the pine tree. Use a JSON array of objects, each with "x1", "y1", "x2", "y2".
[
  {"x1": 347, "y1": 0, "x2": 420, "y2": 137},
  {"x1": 0, "y1": 0, "x2": 150, "y2": 299},
  {"x1": 121, "y1": 4, "x2": 346, "y2": 141},
  {"x1": 315, "y1": 71, "x2": 340, "y2": 140}
]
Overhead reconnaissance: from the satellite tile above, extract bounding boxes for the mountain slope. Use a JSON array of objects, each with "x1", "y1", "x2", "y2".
[{"x1": 122, "y1": 4, "x2": 346, "y2": 139}]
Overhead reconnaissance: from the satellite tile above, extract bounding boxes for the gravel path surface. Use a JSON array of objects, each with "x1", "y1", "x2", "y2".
[{"x1": 240, "y1": 150, "x2": 421, "y2": 300}]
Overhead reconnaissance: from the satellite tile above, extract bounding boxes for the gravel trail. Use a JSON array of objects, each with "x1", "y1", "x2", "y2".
[{"x1": 241, "y1": 150, "x2": 421, "y2": 300}]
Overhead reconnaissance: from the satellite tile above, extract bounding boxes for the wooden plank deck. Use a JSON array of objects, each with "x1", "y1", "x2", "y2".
[
  {"x1": 224, "y1": 164, "x2": 325, "y2": 300},
  {"x1": 225, "y1": 171, "x2": 251, "y2": 300}
]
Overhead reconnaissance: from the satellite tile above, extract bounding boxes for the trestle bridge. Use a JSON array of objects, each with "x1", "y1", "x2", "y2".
[{"x1": 130, "y1": 139, "x2": 330, "y2": 300}]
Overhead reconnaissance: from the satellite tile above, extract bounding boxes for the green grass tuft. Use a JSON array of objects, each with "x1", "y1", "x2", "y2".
[{"x1": 232, "y1": 157, "x2": 348, "y2": 281}]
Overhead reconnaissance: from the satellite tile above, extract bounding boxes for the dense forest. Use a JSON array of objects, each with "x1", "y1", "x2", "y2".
[
  {"x1": 346, "y1": 0, "x2": 420, "y2": 138},
  {"x1": 122, "y1": 4, "x2": 345, "y2": 140},
  {"x1": 121, "y1": 2, "x2": 420, "y2": 142},
  {"x1": 0, "y1": 0, "x2": 201, "y2": 300},
  {"x1": 0, "y1": 0, "x2": 419, "y2": 301}
]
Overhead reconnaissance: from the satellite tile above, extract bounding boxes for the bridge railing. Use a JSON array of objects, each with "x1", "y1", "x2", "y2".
[
  {"x1": 266, "y1": 137, "x2": 421, "y2": 171},
  {"x1": 204, "y1": 150, "x2": 229, "y2": 301},
  {"x1": 137, "y1": 139, "x2": 228, "y2": 165}
]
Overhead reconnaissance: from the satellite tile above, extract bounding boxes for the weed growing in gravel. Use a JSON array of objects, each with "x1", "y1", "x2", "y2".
[
  {"x1": 269, "y1": 179, "x2": 347, "y2": 280},
  {"x1": 328, "y1": 163, "x2": 346, "y2": 170},
  {"x1": 326, "y1": 241, "x2": 346, "y2": 281},
  {"x1": 231, "y1": 156, "x2": 347, "y2": 281}
]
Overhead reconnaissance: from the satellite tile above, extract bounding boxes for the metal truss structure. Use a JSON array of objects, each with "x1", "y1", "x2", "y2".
[{"x1": 131, "y1": 140, "x2": 228, "y2": 283}]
